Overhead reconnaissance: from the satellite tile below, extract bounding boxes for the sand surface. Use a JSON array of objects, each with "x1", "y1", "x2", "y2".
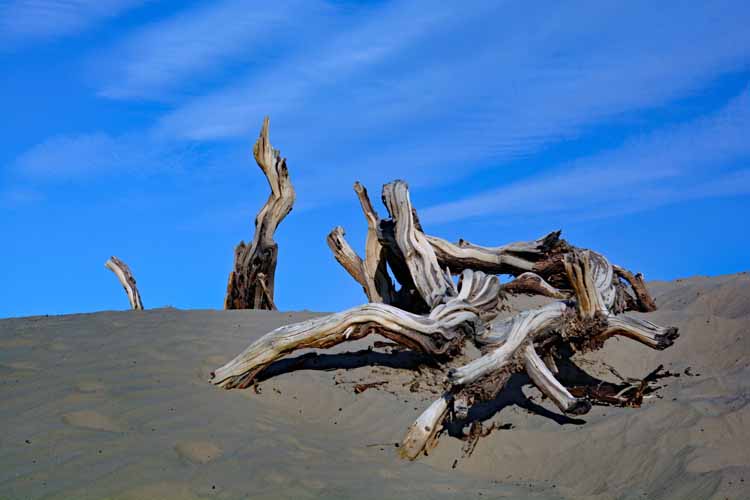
[{"x1": 1, "y1": 273, "x2": 748, "y2": 499}]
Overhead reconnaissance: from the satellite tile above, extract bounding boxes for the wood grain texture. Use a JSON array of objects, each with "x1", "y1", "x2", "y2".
[
  {"x1": 213, "y1": 165, "x2": 680, "y2": 461},
  {"x1": 212, "y1": 270, "x2": 500, "y2": 389},
  {"x1": 225, "y1": 117, "x2": 295, "y2": 310},
  {"x1": 104, "y1": 256, "x2": 143, "y2": 310},
  {"x1": 382, "y1": 181, "x2": 457, "y2": 309}
]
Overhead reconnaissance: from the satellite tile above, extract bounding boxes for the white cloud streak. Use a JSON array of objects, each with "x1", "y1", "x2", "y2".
[
  {"x1": 156, "y1": 0, "x2": 501, "y2": 140},
  {"x1": 12, "y1": 131, "x2": 200, "y2": 180},
  {"x1": 94, "y1": 0, "x2": 333, "y2": 99},
  {"x1": 0, "y1": 0, "x2": 143, "y2": 44},
  {"x1": 420, "y1": 90, "x2": 750, "y2": 224}
]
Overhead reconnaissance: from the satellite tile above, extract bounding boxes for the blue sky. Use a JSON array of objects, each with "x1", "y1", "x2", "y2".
[{"x1": 1, "y1": 0, "x2": 749, "y2": 318}]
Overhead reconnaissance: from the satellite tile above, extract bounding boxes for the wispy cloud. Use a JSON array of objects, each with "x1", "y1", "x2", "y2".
[
  {"x1": 156, "y1": 0, "x2": 499, "y2": 140},
  {"x1": 12, "y1": 131, "x2": 200, "y2": 180},
  {"x1": 11, "y1": 0, "x2": 750, "y2": 208},
  {"x1": 93, "y1": 0, "x2": 334, "y2": 100},
  {"x1": 0, "y1": 0, "x2": 143, "y2": 45},
  {"x1": 158, "y1": 1, "x2": 750, "y2": 148},
  {"x1": 420, "y1": 90, "x2": 750, "y2": 224}
]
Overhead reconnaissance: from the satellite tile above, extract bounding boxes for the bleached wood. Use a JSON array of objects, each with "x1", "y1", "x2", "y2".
[
  {"x1": 354, "y1": 182, "x2": 395, "y2": 303},
  {"x1": 523, "y1": 344, "x2": 590, "y2": 414},
  {"x1": 213, "y1": 270, "x2": 500, "y2": 389},
  {"x1": 225, "y1": 117, "x2": 295, "y2": 310},
  {"x1": 104, "y1": 256, "x2": 143, "y2": 310},
  {"x1": 502, "y1": 272, "x2": 567, "y2": 299},
  {"x1": 613, "y1": 265, "x2": 658, "y2": 312},
  {"x1": 213, "y1": 166, "x2": 680, "y2": 460},
  {"x1": 605, "y1": 315, "x2": 679, "y2": 350},
  {"x1": 564, "y1": 250, "x2": 609, "y2": 318},
  {"x1": 449, "y1": 302, "x2": 567, "y2": 386},
  {"x1": 382, "y1": 181, "x2": 456, "y2": 308},
  {"x1": 400, "y1": 394, "x2": 450, "y2": 460},
  {"x1": 326, "y1": 226, "x2": 367, "y2": 293},
  {"x1": 426, "y1": 230, "x2": 564, "y2": 276}
]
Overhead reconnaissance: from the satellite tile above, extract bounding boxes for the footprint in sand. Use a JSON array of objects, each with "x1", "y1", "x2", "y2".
[
  {"x1": 174, "y1": 441, "x2": 223, "y2": 464},
  {"x1": 62, "y1": 411, "x2": 122, "y2": 432}
]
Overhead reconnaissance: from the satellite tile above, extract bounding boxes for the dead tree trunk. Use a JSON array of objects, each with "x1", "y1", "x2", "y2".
[
  {"x1": 224, "y1": 117, "x2": 295, "y2": 310},
  {"x1": 212, "y1": 176, "x2": 678, "y2": 462},
  {"x1": 104, "y1": 256, "x2": 143, "y2": 310}
]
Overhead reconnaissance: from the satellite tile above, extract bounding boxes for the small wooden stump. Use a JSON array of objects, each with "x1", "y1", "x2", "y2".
[{"x1": 104, "y1": 256, "x2": 143, "y2": 310}]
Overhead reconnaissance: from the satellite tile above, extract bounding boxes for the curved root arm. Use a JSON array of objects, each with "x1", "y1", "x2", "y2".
[
  {"x1": 614, "y1": 265, "x2": 658, "y2": 312},
  {"x1": 501, "y1": 272, "x2": 568, "y2": 299},
  {"x1": 523, "y1": 344, "x2": 590, "y2": 415},
  {"x1": 214, "y1": 270, "x2": 501, "y2": 389},
  {"x1": 327, "y1": 226, "x2": 367, "y2": 292},
  {"x1": 605, "y1": 315, "x2": 680, "y2": 350},
  {"x1": 450, "y1": 302, "x2": 568, "y2": 386},
  {"x1": 400, "y1": 394, "x2": 451, "y2": 460},
  {"x1": 426, "y1": 231, "x2": 564, "y2": 276},
  {"x1": 104, "y1": 256, "x2": 144, "y2": 310},
  {"x1": 212, "y1": 302, "x2": 471, "y2": 389}
]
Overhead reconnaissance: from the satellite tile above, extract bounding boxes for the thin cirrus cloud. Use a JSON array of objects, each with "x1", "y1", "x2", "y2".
[
  {"x1": 155, "y1": 0, "x2": 501, "y2": 141},
  {"x1": 148, "y1": 0, "x2": 750, "y2": 203},
  {"x1": 9, "y1": 0, "x2": 750, "y2": 202},
  {"x1": 0, "y1": 0, "x2": 144, "y2": 45},
  {"x1": 93, "y1": 0, "x2": 334, "y2": 100},
  {"x1": 419, "y1": 89, "x2": 750, "y2": 225},
  {"x1": 12, "y1": 131, "x2": 200, "y2": 180}
]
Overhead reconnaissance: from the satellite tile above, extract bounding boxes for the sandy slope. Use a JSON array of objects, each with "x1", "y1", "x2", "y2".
[{"x1": 1, "y1": 273, "x2": 748, "y2": 499}]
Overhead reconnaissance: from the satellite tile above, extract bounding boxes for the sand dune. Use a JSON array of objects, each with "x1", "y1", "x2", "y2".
[{"x1": 1, "y1": 273, "x2": 748, "y2": 499}]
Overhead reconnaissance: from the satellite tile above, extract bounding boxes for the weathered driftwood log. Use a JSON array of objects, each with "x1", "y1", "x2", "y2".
[
  {"x1": 326, "y1": 226, "x2": 368, "y2": 295},
  {"x1": 104, "y1": 256, "x2": 143, "y2": 310},
  {"x1": 214, "y1": 177, "x2": 678, "y2": 462},
  {"x1": 501, "y1": 272, "x2": 567, "y2": 299},
  {"x1": 427, "y1": 230, "x2": 658, "y2": 314},
  {"x1": 382, "y1": 181, "x2": 457, "y2": 309},
  {"x1": 225, "y1": 117, "x2": 295, "y2": 310},
  {"x1": 336, "y1": 182, "x2": 657, "y2": 316},
  {"x1": 215, "y1": 179, "x2": 499, "y2": 389},
  {"x1": 401, "y1": 248, "x2": 677, "y2": 459},
  {"x1": 326, "y1": 183, "x2": 397, "y2": 304},
  {"x1": 355, "y1": 182, "x2": 397, "y2": 303},
  {"x1": 212, "y1": 269, "x2": 500, "y2": 389}
]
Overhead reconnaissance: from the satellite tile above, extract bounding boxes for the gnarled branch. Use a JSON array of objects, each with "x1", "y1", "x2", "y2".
[
  {"x1": 211, "y1": 270, "x2": 500, "y2": 389},
  {"x1": 104, "y1": 256, "x2": 143, "y2": 310},
  {"x1": 225, "y1": 117, "x2": 295, "y2": 310}
]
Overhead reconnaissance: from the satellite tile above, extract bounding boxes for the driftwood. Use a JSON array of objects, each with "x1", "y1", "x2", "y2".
[
  {"x1": 104, "y1": 256, "x2": 143, "y2": 310},
  {"x1": 213, "y1": 176, "x2": 678, "y2": 460},
  {"x1": 225, "y1": 117, "x2": 295, "y2": 310}
]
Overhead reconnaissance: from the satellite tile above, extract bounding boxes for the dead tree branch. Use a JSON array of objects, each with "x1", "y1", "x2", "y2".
[
  {"x1": 225, "y1": 117, "x2": 295, "y2": 310},
  {"x1": 213, "y1": 174, "x2": 677, "y2": 462},
  {"x1": 104, "y1": 256, "x2": 144, "y2": 310}
]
